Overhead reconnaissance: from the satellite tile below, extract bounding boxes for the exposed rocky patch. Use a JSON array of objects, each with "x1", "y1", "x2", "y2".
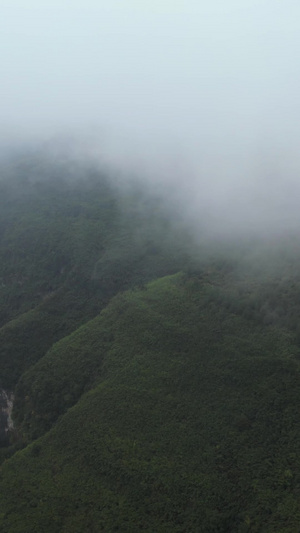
[{"x1": 0, "y1": 389, "x2": 14, "y2": 446}]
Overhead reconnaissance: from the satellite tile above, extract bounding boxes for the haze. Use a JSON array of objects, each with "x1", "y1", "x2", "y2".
[{"x1": 1, "y1": 0, "x2": 300, "y2": 236}]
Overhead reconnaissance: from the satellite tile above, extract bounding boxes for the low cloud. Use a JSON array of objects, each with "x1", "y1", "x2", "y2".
[{"x1": 1, "y1": 1, "x2": 300, "y2": 238}]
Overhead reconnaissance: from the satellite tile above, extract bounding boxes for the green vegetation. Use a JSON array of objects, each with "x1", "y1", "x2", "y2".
[
  {"x1": 1, "y1": 153, "x2": 300, "y2": 530},
  {"x1": 0, "y1": 154, "x2": 194, "y2": 389}
]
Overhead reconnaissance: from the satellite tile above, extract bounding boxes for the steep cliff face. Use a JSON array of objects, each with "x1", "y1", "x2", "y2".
[{"x1": 0, "y1": 390, "x2": 13, "y2": 446}]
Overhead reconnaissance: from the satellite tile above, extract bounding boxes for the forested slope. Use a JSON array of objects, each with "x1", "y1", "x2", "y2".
[
  {"x1": 0, "y1": 153, "x2": 194, "y2": 389},
  {"x1": 1, "y1": 274, "x2": 300, "y2": 532},
  {"x1": 1, "y1": 153, "x2": 300, "y2": 531}
]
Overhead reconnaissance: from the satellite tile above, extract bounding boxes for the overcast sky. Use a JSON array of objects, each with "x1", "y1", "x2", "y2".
[{"x1": 1, "y1": 1, "x2": 300, "y2": 235}]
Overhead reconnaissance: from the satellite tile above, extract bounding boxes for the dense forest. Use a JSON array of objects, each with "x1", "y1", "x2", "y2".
[{"x1": 1, "y1": 151, "x2": 300, "y2": 531}]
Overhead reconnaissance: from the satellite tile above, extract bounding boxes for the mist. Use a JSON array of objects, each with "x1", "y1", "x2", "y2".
[{"x1": 1, "y1": 0, "x2": 300, "y2": 238}]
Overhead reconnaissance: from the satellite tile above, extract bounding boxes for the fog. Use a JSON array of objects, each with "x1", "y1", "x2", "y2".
[{"x1": 1, "y1": 0, "x2": 300, "y2": 237}]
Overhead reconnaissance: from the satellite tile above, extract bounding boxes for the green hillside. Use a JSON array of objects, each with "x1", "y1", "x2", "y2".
[
  {"x1": 0, "y1": 154, "x2": 194, "y2": 389},
  {"x1": 1, "y1": 153, "x2": 300, "y2": 531},
  {"x1": 2, "y1": 274, "x2": 300, "y2": 532}
]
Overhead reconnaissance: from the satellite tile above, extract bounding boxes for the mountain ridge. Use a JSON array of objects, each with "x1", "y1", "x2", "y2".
[{"x1": 0, "y1": 154, "x2": 300, "y2": 531}]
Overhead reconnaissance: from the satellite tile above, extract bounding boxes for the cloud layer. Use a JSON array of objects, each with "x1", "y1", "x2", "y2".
[{"x1": 1, "y1": 1, "x2": 300, "y2": 236}]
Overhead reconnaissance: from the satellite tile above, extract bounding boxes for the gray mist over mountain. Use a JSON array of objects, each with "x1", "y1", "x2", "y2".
[{"x1": 1, "y1": 1, "x2": 300, "y2": 238}]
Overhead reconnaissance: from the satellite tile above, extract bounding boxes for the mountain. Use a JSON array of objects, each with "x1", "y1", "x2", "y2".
[{"x1": 0, "y1": 153, "x2": 300, "y2": 531}]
